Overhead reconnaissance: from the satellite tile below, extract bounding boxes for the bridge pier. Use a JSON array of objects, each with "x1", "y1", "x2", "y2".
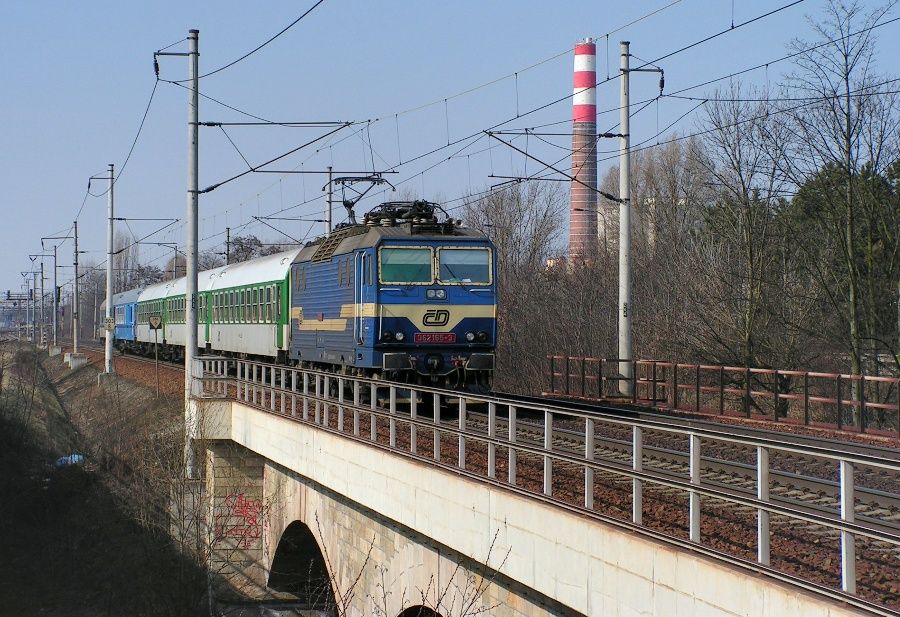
[{"x1": 205, "y1": 441, "x2": 268, "y2": 598}]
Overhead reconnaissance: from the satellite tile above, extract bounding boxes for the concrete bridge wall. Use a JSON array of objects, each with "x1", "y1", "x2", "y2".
[{"x1": 199, "y1": 399, "x2": 866, "y2": 617}]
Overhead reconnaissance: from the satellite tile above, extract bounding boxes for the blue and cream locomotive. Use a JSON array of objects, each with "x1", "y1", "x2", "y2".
[{"x1": 291, "y1": 201, "x2": 496, "y2": 389}]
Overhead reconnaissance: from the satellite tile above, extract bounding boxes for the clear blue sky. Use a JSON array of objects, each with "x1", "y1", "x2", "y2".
[{"x1": 1, "y1": 0, "x2": 897, "y2": 294}]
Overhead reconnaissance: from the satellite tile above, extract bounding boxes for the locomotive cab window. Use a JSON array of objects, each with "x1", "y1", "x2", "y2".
[
  {"x1": 438, "y1": 248, "x2": 492, "y2": 284},
  {"x1": 378, "y1": 247, "x2": 433, "y2": 284}
]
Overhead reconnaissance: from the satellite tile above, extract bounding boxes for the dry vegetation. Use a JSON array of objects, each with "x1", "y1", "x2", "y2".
[
  {"x1": 0, "y1": 342, "x2": 207, "y2": 616},
  {"x1": 465, "y1": 2, "x2": 899, "y2": 423}
]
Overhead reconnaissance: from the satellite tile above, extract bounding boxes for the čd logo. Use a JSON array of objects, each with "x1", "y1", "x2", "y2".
[{"x1": 422, "y1": 309, "x2": 450, "y2": 327}]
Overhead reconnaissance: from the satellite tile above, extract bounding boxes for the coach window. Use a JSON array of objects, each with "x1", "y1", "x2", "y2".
[
  {"x1": 275, "y1": 286, "x2": 281, "y2": 320},
  {"x1": 264, "y1": 286, "x2": 272, "y2": 322},
  {"x1": 378, "y1": 247, "x2": 433, "y2": 284}
]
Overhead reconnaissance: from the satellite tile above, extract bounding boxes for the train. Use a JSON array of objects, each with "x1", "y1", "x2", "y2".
[{"x1": 102, "y1": 201, "x2": 496, "y2": 390}]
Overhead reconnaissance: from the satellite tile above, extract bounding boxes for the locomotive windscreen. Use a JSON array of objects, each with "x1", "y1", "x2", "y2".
[
  {"x1": 437, "y1": 248, "x2": 491, "y2": 284},
  {"x1": 379, "y1": 247, "x2": 433, "y2": 283}
]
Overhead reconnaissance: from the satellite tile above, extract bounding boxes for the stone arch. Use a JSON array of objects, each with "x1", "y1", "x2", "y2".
[
  {"x1": 268, "y1": 520, "x2": 336, "y2": 610},
  {"x1": 397, "y1": 607, "x2": 444, "y2": 617}
]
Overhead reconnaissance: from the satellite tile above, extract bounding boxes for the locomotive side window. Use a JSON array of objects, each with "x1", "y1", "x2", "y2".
[
  {"x1": 438, "y1": 248, "x2": 492, "y2": 284},
  {"x1": 379, "y1": 247, "x2": 433, "y2": 284}
]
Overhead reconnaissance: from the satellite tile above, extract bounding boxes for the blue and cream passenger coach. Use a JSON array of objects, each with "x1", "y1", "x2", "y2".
[{"x1": 290, "y1": 201, "x2": 496, "y2": 390}]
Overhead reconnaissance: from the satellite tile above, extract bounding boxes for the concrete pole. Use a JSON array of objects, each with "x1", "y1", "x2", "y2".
[
  {"x1": 30, "y1": 273, "x2": 36, "y2": 343},
  {"x1": 184, "y1": 28, "x2": 200, "y2": 479},
  {"x1": 325, "y1": 165, "x2": 333, "y2": 237},
  {"x1": 225, "y1": 226, "x2": 230, "y2": 265},
  {"x1": 105, "y1": 163, "x2": 114, "y2": 373},
  {"x1": 52, "y1": 245, "x2": 58, "y2": 347},
  {"x1": 39, "y1": 261, "x2": 44, "y2": 345},
  {"x1": 34, "y1": 271, "x2": 40, "y2": 343},
  {"x1": 618, "y1": 41, "x2": 633, "y2": 396},
  {"x1": 73, "y1": 220, "x2": 80, "y2": 353},
  {"x1": 93, "y1": 276, "x2": 98, "y2": 341}
]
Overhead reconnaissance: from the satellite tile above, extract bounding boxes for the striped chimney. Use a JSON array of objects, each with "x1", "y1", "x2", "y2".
[{"x1": 569, "y1": 38, "x2": 598, "y2": 262}]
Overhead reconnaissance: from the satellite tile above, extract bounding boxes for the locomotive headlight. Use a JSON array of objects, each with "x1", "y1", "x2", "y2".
[
  {"x1": 394, "y1": 331, "x2": 405, "y2": 342},
  {"x1": 477, "y1": 331, "x2": 488, "y2": 342},
  {"x1": 382, "y1": 331, "x2": 393, "y2": 342},
  {"x1": 426, "y1": 289, "x2": 447, "y2": 300},
  {"x1": 465, "y1": 331, "x2": 475, "y2": 342}
]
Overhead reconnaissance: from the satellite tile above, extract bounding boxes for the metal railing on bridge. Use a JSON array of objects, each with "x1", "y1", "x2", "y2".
[
  {"x1": 194, "y1": 358, "x2": 900, "y2": 616},
  {"x1": 546, "y1": 355, "x2": 900, "y2": 438}
]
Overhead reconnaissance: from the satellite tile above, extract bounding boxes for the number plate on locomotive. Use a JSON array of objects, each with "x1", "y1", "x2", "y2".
[{"x1": 414, "y1": 332, "x2": 456, "y2": 343}]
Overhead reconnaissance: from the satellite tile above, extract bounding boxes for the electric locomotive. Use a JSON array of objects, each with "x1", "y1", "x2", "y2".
[{"x1": 290, "y1": 201, "x2": 496, "y2": 390}]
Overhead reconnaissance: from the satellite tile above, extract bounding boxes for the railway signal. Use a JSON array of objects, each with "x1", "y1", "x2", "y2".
[{"x1": 149, "y1": 315, "x2": 162, "y2": 398}]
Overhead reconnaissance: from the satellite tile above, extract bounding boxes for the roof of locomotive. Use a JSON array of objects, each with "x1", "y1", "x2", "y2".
[
  {"x1": 136, "y1": 248, "x2": 302, "y2": 302},
  {"x1": 294, "y1": 224, "x2": 488, "y2": 264}
]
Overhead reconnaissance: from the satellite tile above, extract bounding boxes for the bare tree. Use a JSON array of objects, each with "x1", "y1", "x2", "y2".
[
  {"x1": 689, "y1": 85, "x2": 793, "y2": 369},
  {"x1": 778, "y1": 0, "x2": 900, "y2": 384},
  {"x1": 462, "y1": 182, "x2": 566, "y2": 388}
]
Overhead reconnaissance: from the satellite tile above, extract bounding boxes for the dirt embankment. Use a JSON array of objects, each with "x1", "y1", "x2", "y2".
[{"x1": 0, "y1": 343, "x2": 205, "y2": 617}]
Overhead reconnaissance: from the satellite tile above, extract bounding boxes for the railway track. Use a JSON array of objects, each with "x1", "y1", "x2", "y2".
[
  {"x1": 463, "y1": 409, "x2": 900, "y2": 528},
  {"x1": 77, "y1": 343, "x2": 185, "y2": 371}
]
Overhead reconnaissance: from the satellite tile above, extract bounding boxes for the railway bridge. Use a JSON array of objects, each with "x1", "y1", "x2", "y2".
[{"x1": 191, "y1": 359, "x2": 899, "y2": 617}]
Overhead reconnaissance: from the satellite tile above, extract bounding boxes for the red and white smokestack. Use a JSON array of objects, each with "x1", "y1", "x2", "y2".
[{"x1": 569, "y1": 38, "x2": 598, "y2": 262}]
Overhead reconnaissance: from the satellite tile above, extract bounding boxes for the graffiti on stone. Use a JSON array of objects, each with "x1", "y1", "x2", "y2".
[{"x1": 215, "y1": 492, "x2": 263, "y2": 549}]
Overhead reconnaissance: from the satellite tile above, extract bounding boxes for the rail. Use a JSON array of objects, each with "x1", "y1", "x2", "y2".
[
  {"x1": 194, "y1": 358, "x2": 900, "y2": 615},
  {"x1": 546, "y1": 355, "x2": 900, "y2": 438}
]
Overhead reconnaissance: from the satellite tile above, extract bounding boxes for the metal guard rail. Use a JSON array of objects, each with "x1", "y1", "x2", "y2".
[
  {"x1": 195, "y1": 358, "x2": 900, "y2": 616},
  {"x1": 546, "y1": 355, "x2": 900, "y2": 437}
]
